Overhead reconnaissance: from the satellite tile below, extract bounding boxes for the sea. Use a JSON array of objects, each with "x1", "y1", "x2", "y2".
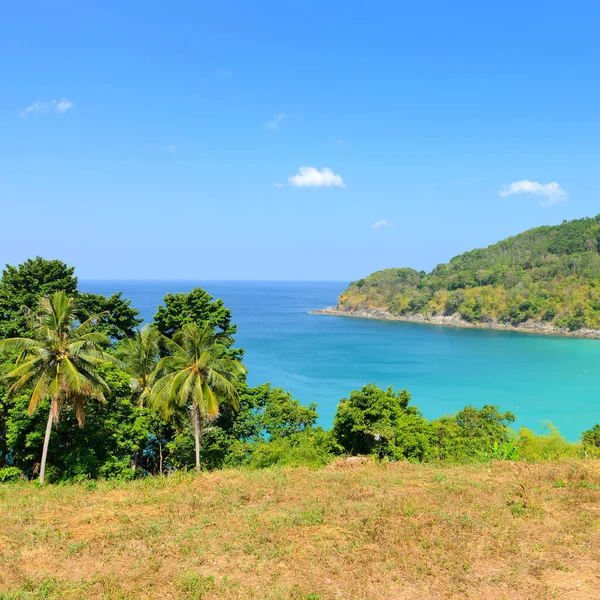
[{"x1": 80, "y1": 280, "x2": 600, "y2": 441}]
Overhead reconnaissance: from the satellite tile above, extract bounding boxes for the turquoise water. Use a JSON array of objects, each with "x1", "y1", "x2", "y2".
[{"x1": 80, "y1": 280, "x2": 600, "y2": 440}]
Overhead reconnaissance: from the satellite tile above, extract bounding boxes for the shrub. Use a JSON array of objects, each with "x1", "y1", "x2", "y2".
[
  {"x1": 515, "y1": 424, "x2": 581, "y2": 461},
  {"x1": 248, "y1": 430, "x2": 337, "y2": 469},
  {"x1": 582, "y1": 424, "x2": 600, "y2": 447},
  {"x1": 0, "y1": 466, "x2": 23, "y2": 482},
  {"x1": 332, "y1": 384, "x2": 432, "y2": 461},
  {"x1": 431, "y1": 405, "x2": 516, "y2": 462},
  {"x1": 445, "y1": 290, "x2": 465, "y2": 315}
]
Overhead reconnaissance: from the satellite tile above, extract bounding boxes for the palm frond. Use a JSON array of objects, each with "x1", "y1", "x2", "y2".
[{"x1": 0, "y1": 337, "x2": 40, "y2": 354}]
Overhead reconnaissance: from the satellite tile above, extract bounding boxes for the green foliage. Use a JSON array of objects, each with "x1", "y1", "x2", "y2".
[
  {"x1": 163, "y1": 383, "x2": 323, "y2": 471},
  {"x1": 339, "y1": 215, "x2": 600, "y2": 331},
  {"x1": 332, "y1": 384, "x2": 432, "y2": 461},
  {"x1": 154, "y1": 287, "x2": 243, "y2": 361},
  {"x1": 581, "y1": 423, "x2": 600, "y2": 447},
  {"x1": 515, "y1": 424, "x2": 582, "y2": 461},
  {"x1": 154, "y1": 288, "x2": 235, "y2": 338},
  {"x1": 76, "y1": 292, "x2": 141, "y2": 340},
  {"x1": 0, "y1": 257, "x2": 140, "y2": 342},
  {"x1": 473, "y1": 439, "x2": 519, "y2": 461},
  {"x1": 247, "y1": 429, "x2": 336, "y2": 469},
  {"x1": 0, "y1": 257, "x2": 77, "y2": 338},
  {"x1": 0, "y1": 379, "x2": 12, "y2": 468},
  {"x1": 114, "y1": 325, "x2": 161, "y2": 407},
  {"x1": 254, "y1": 386, "x2": 318, "y2": 440},
  {"x1": 0, "y1": 465, "x2": 22, "y2": 482},
  {"x1": 2, "y1": 360, "x2": 150, "y2": 482},
  {"x1": 0, "y1": 292, "x2": 115, "y2": 482},
  {"x1": 2, "y1": 257, "x2": 597, "y2": 484},
  {"x1": 431, "y1": 405, "x2": 516, "y2": 461},
  {"x1": 150, "y1": 323, "x2": 247, "y2": 470}
]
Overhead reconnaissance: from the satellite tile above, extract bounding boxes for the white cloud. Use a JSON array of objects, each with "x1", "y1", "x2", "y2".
[
  {"x1": 287, "y1": 166, "x2": 346, "y2": 188},
  {"x1": 20, "y1": 100, "x2": 46, "y2": 116},
  {"x1": 265, "y1": 112, "x2": 286, "y2": 131},
  {"x1": 20, "y1": 97, "x2": 74, "y2": 117},
  {"x1": 372, "y1": 220, "x2": 388, "y2": 228},
  {"x1": 55, "y1": 98, "x2": 73, "y2": 113},
  {"x1": 499, "y1": 180, "x2": 568, "y2": 207}
]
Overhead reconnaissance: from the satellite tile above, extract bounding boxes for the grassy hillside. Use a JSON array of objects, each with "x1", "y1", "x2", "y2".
[
  {"x1": 1, "y1": 460, "x2": 600, "y2": 599},
  {"x1": 338, "y1": 215, "x2": 600, "y2": 331}
]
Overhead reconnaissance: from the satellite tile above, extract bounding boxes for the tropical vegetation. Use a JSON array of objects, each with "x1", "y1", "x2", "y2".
[
  {"x1": 0, "y1": 292, "x2": 113, "y2": 483},
  {"x1": 337, "y1": 215, "x2": 600, "y2": 331},
  {"x1": 0, "y1": 255, "x2": 599, "y2": 486}
]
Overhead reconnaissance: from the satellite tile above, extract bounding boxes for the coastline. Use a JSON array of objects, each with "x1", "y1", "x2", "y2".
[{"x1": 309, "y1": 306, "x2": 600, "y2": 339}]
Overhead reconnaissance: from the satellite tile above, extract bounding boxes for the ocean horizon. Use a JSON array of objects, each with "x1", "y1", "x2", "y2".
[{"x1": 79, "y1": 280, "x2": 600, "y2": 441}]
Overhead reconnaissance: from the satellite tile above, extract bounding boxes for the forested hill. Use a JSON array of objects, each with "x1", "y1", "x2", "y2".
[{"x1": 335, "y1": 215, "x2": 600, "y2": 332}]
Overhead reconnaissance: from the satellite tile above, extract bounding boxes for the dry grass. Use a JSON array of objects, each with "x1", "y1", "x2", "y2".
[{"x1": 1, "y1": 460, "x2": 600, "y2": 599}]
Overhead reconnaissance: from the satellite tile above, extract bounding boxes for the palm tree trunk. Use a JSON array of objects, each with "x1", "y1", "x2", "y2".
[
  {"x1": 159, "y1": 442, "x2": 163, "y2": 475},
  {"x1": 39, "y1": 404, "x2": 54, "y2": 484},
  {"x1": 192, "y1": 403, "x2": 201, "y2": 471}
]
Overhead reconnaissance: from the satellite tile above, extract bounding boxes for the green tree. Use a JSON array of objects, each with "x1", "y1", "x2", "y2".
[
  {"x1": 332, "y1": 384, "x2": 432, "y2": 461},
  {"x1": 194, "y1": 383, "x2": 319, "y2": 471},
  {"x1": 114, "y1": 325, "x2": 161, "y2": 407},
  {"x1": 255, "y1": 386, "x2": 318, "y2": 440},
  {"x1": 77, "y1": 292, "x2": 142, "y2": 340},
  {"x1": 150, "y1": 322, "x2": 246, "y2": 470},
  {"x1": 154, "y1": 288, "x2": 236, "y2": 338},
  {"x1": 0, "y1": 257, "x2": 77, "y2": 338},
  {"x1": 153, "y1": 288, "x2": 242, "y2": 360},
  {"x1": 0, "y1": 291, "x2": 112, "y2": 483},
  {"x1": 431, "y1": 405, "x2": 516, "y2": 461},
  {"x1": 582, "y1": 423, "x2": 600, "y2": 447}
]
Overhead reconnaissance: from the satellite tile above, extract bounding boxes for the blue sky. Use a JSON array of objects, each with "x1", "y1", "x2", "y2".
[{"x1": 2, "y1": 1, "x2": 600, "y2": 280}]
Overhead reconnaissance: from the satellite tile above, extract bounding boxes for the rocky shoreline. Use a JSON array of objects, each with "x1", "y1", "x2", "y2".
[{"x1": 309, "y1": 306, "x2": 600, "y2": 339}]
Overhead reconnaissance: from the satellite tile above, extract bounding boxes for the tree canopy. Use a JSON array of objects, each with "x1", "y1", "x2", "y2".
[
  {"x1": 0, "y1": 257, "x2": 78, "y2": 338},
  {"x1": 77, "y1": 292, "x2": 142, "y2": 340},
  {"x1": 154, "y1": 288, "x2": 236, "y2": 338},
  {"x1": 0, "y1": 257, "x2": 141, "y2": 340}
]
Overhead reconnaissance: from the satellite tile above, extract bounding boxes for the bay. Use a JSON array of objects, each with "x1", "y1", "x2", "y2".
[{"x1": 80, "y1": 280, "x2": 600, "y2": 440}]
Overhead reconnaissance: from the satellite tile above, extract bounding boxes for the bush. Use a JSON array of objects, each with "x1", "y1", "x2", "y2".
[
  {"x1": 431, "y1": 405, "x2": 516, "y2": 462},
  {"x1": 582, "y1": 424, "x2": 600, "y2": 447},
  {"x1": 332, "y1": 384, "x2": 432, "y2": 461},
  {"x1": 515, "y1": 424, "x2": 581, "y2": 461},
  {"x1": 0, "y1": 466, "x2": 23, "y2": 482},
  {"x1": 248, "y1": 430, "x2": 337, "y2": 469},
  {"x1": 445, "y1": 290, "x2": 465, "y2": 315}
]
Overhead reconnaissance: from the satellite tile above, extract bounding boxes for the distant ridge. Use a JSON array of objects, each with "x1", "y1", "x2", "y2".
[{"x1": 314, "y1": 215, "x2": 600, "y2": 337}]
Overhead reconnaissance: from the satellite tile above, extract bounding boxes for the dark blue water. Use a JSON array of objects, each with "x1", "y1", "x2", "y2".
[{"x1": 80, "y1": 280, "x2": 600, "y2": 440}]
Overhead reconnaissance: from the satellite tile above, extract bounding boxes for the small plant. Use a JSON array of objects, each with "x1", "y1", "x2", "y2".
[
  {"x1": 433, "y1": 472, "x2": 447, "y2": 483},
  {"x1": 0, "y1": 466, "x2": 22, "y2": 483},
  {"x1": 178, "y1": 574, "x2": 216, "y2": 600},
  {"x1": 474, "y1": 440, "x2": 519, "y2": 461},
  {"x1": 67, "y1": 541, "x2": 85, "y2": 555}
]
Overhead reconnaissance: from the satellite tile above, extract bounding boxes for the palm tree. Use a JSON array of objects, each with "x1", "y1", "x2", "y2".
[
  {"x1": 0, "y1": 291, "x2": 112, "y2": 483},
  {"x1": 114, "y1": 324, "x2": 161, "y2": 407},
  {"x1": 150, "y1": 322, "x2": 246, "y2": 470}
]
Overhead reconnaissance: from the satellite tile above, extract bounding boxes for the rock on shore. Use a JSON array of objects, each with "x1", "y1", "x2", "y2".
[{"x1": 309, "y1": 306, "x2": 600, "y2": 339}]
